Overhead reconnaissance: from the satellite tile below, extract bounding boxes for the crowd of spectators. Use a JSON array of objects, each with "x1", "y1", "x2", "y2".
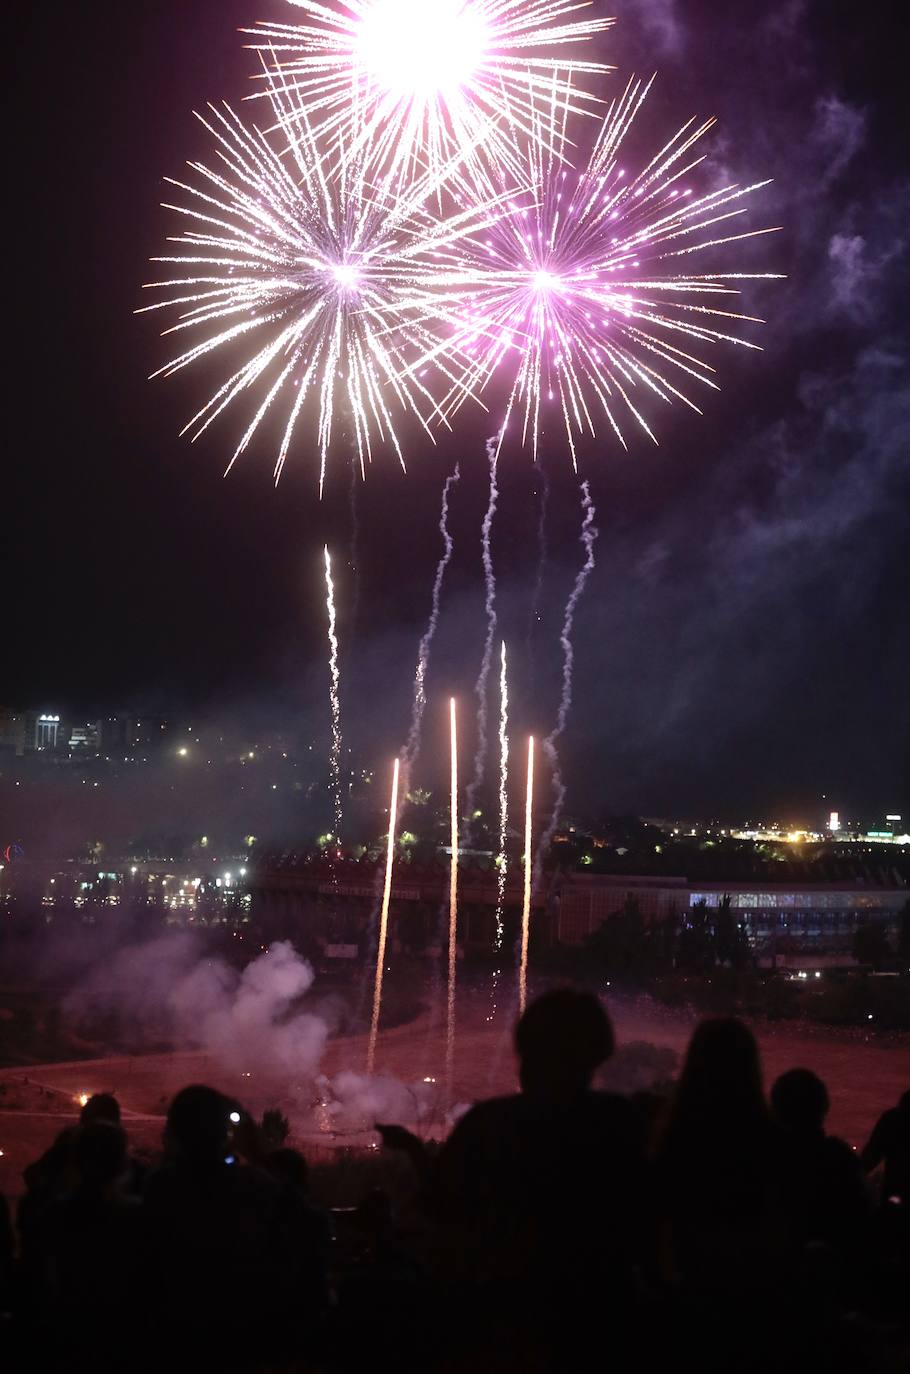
[{"x1": 1, "y1": 990, "x2": 907, "y2": 1372}]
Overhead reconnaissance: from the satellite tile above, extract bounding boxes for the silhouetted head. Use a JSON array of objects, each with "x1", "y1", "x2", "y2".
[
  {"x1": 80, "y1": 1092, "x2": 121, "y2": 1126},
  {"x1": 354, "y1": 1187, "x2": 393, "y2": 1235},
  {"x1": 665, "y1": 1017, "x2": 767, "y2": 1143},
  {"x1": 267, "y1": 1147, "x2": 309, "y2": 1193},
  {"x1": 515, "y1": 989, "x2": 614, "y2": 1101},
  {"x1": 771, "y1": 1068, "x2": 829, "y2": 1133},
  {"x1": 165, "y1": 1085, "x2": 237, "y2": 1166},
  {"x1": 73, "y1": 1122, "x2": 128, "y2": 1191}
]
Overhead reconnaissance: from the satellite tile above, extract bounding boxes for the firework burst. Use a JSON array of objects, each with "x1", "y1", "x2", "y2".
[
  {"x1": 247, "y1": 0, "x2": 612, "y2": 186},
  {"x1": 422, "y1": 75, "x2": 782, "y2": 463},
  {"x1": 139, "y1": 72, "x2": 501, "y2": 492}
]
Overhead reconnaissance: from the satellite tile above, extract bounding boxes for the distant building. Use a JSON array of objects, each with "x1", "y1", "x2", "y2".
[
  {"x1": 0, "y1": 708, "x2": 26, "y2": 756},
  {"x1": 25, "y1": 711, "x2": 67, "y2": 753},
  {"x1": 555, "y1": 871, "x2": 908, "y2": 950},
  {"x1": 69, "y1": 722, "x2": 101, "y2": 753},
  {"x1": 100, "y1": 714, "x2": 134, "y2": 754}
]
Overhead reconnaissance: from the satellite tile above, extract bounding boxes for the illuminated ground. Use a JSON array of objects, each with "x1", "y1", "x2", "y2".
[{"x1": 1, "y1": 984, "x2": 908, "y2": 1202}]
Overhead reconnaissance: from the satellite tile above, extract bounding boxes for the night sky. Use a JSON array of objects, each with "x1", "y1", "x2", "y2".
[{"x1": 5, "y1": 1, "x2": 908, "y2": 824}]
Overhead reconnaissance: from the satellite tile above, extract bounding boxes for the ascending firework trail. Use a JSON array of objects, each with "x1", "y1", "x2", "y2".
[
  {"x1": 367, "y1": 757, "x2": 401, "y2": 1075},
  {"x1": 536, "y1": 484, "x2": 599, "y2": 876},
  {"x1": 323, "y1": 547, "x2": 343, "y2": 845},
  {"x1": 402, "y1": 464, "x2": 461, "y2": 777},
  {"x1": 520, "y1": 735, "x2": 536, "y2": 1015},
  {"x1": 489, "y1": 640, "x2": 509, "y2": 1021},
  {"x1": 446, "y1": 697, "x2": 460, "y2": 1099},
  {"x1": 464, "y1": 438, "x2": 499, "y2": 840}
]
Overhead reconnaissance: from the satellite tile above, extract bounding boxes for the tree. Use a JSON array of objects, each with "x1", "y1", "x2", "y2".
[
  {"x1": 587, "y1": 895, "x2": 646, "y2": 974},
  {"x1": 852, "y1": 921, "x2": 891, "y2": 967},
  {"x1": 714, "y1": 894, "x2": 751, "y2": 969},
  {"x1": 676, "y1": 898, "x2": 714, "y2": 971}
]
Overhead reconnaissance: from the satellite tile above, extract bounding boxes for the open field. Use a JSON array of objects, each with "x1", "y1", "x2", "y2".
[{"x1": 2, "y1": 984, "x2": 908, "y2": 1202}]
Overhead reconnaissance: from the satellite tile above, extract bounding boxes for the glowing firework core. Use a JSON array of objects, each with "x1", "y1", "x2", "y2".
[
  {"x1": 532, "y1": 270, "x2": 559, "y2": 292},
  {"x1": 331, "y1": 263, "x2": 361, "y2": 291},
  {"x1": 355, "y1": 0, "x2": 489, "y2": 100}
]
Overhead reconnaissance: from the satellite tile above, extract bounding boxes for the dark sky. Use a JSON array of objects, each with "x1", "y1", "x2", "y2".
[{"x1": 4, "y1": 1, "x2": 908, "y2": 824}]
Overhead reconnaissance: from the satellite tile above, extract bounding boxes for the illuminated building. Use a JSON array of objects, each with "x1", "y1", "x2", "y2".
[
  {"x1": 69, "y1": 722, "x2": 101, "y2": 753},
  {"x1": 26, "y1": 711, "x2": 66, "y2": 753}
]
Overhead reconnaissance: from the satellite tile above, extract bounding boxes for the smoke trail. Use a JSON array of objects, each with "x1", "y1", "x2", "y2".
[
  {"x1": 446, "y1": 697, "x2": 459, "y2": 1099},
  {"x1": 525, "y1": 459, "x2": 550, "y2": 679},
  {"x1": 489, "y1": 641, "x2": 509, "y2": 1021},
  {"x1": 367, "y1": 757, "x2": 400, "y2": 1075},
  {"x1": 536, "y1": 482, "x2": 599, "y2": 872},
  {"x1": 323, "y1": 546, "x2": 343, "y2": 844},
  {"x1": 464, "y1": 438, "x2": 499, "y2": 840},
  {"x1": 403, "y1": 463, "x2": 460, "y2": 774},
  {"x1": 520, "y1": 735, "x2": 535, "y2": 1015}
]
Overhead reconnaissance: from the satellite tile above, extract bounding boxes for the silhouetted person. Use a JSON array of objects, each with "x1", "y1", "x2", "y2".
[
  {"x1": 771, "y1": 1068, "x2": 868, "y2": 1252},
  {"x1": 79, "y1": 1091, "x2": 121, "y2": 1126},
  {"x1": 0, "y1": 1192, "x2": 13, "y2": 1318},
  {"x1": 265, "y1": 1146, "x2": 332, "y2": 1322},
  {"x1": 20, "y1": 1091, "x2": 122, "y2": 1221},
  {"x1": 142, "y1": 1086, "x2": 313, "y2": 1370},
  {"x1": 399, "y1": 989, "x2": 646, "y2": 1370},
  {"x1": 861, "y1": 1090, "x2": 910, "y2": 1205},
  {"x1": 39, "y1": 1122, "x2": 142, "y2": 1367},
  {"x1": 655, "y1": 1018, "x2": 790, "y2": 1288}
]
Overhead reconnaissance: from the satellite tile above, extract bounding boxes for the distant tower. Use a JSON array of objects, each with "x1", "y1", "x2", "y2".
[{"x1": 827, "y1": 810, "x2": 841, "y2": 833}]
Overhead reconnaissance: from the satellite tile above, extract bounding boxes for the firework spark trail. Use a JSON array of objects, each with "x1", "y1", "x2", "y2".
[
  {"x1": 537, "y1": 482, "x2": 598, "y2": 874},
  {"x1": 464, "y1": 437, "x2": 499, "y2": 841},
  {"x1": 403, "y1": 464, "x2": 461, "y2": 777},
  {"x1": 367, "y1": 756, "x2": 400, "y2": 1074},
  {"x1": 324, "y1": 546, "x2": 344, "y2": 845},
  {"x1": 248, "y1": 1, "x2": 612, "y2": 187},
  {"x1": 526, "y1": 459, "x2": 550, "y2": 676},
  {"x1": 417, "y1": 74, "x2": 782, "y2": 458},
  {"x1": 519, "y1": 734, "x2": 535, "y2": 1015},
  {"x1": 447, "y1": 696, "x2": 459, "y2": 1098},
  {"x1": 489, "y1": 639, "x2": 509, "y2": 1019}
]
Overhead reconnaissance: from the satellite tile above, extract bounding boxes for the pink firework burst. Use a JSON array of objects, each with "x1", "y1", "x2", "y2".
[{"x1": 422, "y1": 75, "x2": 784, "y2": 464}]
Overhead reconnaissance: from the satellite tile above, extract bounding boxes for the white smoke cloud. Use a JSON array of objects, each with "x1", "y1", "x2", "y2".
[
  {"x1": 64, "y1": 936, "x2": 457, "y2": 1137},
  {"x1": 66, "y1": 936, "x2": 326, "y2": 1077}
]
